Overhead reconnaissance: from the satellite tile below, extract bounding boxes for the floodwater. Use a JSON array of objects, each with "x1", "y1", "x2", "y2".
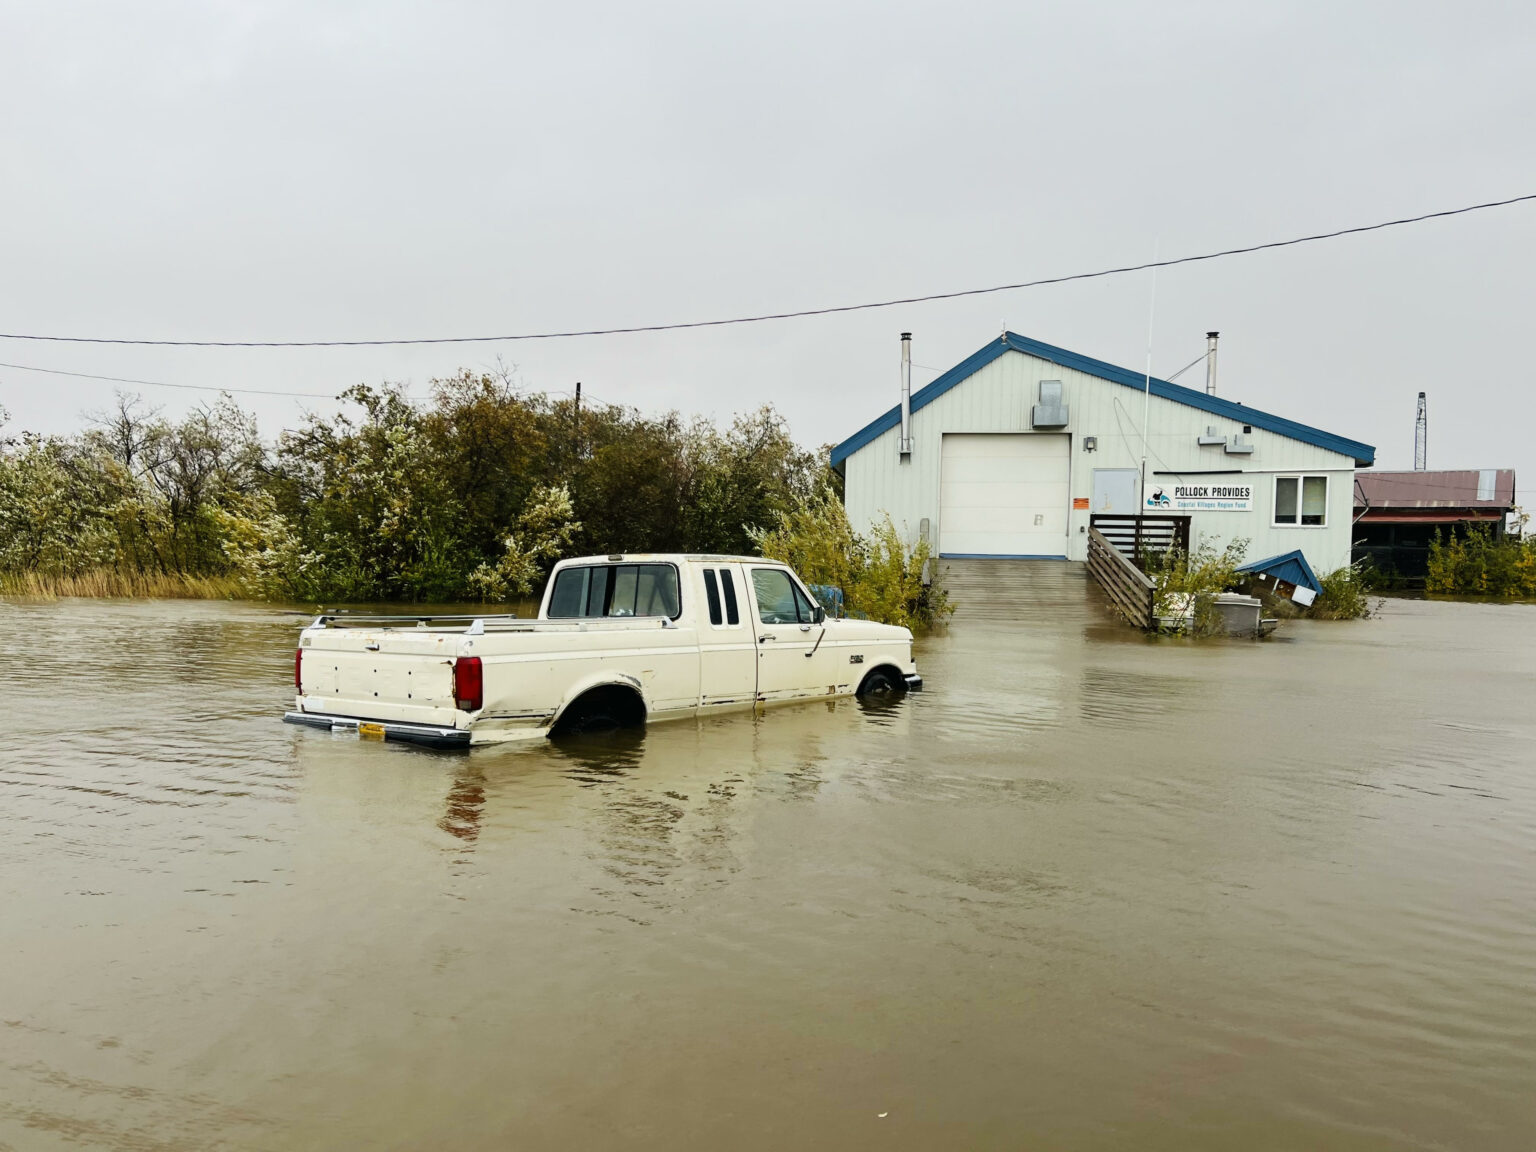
[{"x1": 2, "y1": 570, "x2": 1534, "y2": 1151}]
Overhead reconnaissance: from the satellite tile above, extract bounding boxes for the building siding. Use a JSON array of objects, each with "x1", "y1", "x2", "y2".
[{"x1": 843, "y1": 348, "x2": 1359, "y2": 574}]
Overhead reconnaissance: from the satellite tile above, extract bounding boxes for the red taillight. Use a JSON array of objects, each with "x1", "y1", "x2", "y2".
[
  {"x1": 294, "y1": 647, "x2": 303, "y2": 691},
  {"x1": 454, "y1": 656, "x2": 483, "y2": 712}
]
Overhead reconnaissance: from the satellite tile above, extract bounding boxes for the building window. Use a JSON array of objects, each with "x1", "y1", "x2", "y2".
[{"x1": 1274, "y1": 475, "x2": 1328, "y2": 526}]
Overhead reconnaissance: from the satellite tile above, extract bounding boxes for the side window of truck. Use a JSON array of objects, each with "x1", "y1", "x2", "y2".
[
  {"x1": 703, "y1": 569, "x2": 723, "y2": 626},
  {"x1": 750, "y1": 568, "x2": 814, "y2": 625},
  {"x1": 719, "y1": 569, "x2": 740, "y2": 625},
  {"x1": 548, "y1": 564, "x2": 681, "y2": 619}
]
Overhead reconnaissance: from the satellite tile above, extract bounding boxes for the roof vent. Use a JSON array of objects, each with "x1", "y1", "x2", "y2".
[
  {"x1": 1032, "y1": 379, "x2": 1069, "y2": 429},
  {"x1": 1198, "y1": 425, "x2": 1226, "y2": 447},
  {"x1": 1224, "y1": 434, "x2": 1255, "y2": 455}
]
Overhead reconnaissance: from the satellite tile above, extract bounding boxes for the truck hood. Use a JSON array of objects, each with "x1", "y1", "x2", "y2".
[{"x1": 822, "y1": 617, "x2": 913, "y2": 644}]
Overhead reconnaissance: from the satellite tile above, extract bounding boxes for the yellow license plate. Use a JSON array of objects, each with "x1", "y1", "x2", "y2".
[{"x1": 358, "y1": 722, "x2": 386, "y2": 741}]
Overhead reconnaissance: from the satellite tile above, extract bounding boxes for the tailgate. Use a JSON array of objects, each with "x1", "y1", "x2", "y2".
[{"x1": 296, "y1": 629, "x2": 463, "y2": 727}]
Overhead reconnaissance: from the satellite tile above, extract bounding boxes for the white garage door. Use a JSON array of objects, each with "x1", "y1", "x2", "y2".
[{"x1": 939, "y1": 434, "x2": 1071, "y2": 557}]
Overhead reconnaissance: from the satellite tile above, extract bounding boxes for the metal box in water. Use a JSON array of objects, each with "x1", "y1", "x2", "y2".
[{"x1": 1211, "y1": 593, "x2": 1263, "y2": 636}]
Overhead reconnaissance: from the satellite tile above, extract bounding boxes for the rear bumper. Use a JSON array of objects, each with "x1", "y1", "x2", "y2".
[
  {"x1": 283, "y1": 711, "x2": 471, "y2": 750},
  {"x1": 905, "y1": 673, "x2": 924, "y2": 692}
]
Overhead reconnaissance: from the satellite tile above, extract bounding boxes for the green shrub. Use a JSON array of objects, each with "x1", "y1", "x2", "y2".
[
  {"x1": 1143, "y1": 539, "x2": 1248, "y2": 635},
  {"x1": 1426, "y1": 523, "x2": 1536, "y2": 598},
  {"x1": 1, "y1": 379, "x2": 831, "y2": 603},
  {"x1": 466, "y1": 484, "x2": 582, "y2": 602},
  {"x1": 749, "y1": 486, "x2": 952, "y2": 630},
  {"x1": 1310, "y1": 564, "x2": 1378, "y2": 619}
]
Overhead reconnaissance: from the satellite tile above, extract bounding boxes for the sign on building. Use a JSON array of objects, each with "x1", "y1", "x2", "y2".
[{"x1": 1144, "y1": 482, "x2": 1253, "y2": 512}]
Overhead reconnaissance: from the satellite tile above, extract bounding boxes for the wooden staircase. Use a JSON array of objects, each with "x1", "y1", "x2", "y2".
[{"x1": 935, "y1": 558, "x2": 1101, "y2": 625}]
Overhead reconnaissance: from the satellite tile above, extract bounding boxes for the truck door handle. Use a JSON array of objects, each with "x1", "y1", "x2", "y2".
[{"x1": 758, "y1": 634, "x2": 774, "y2": 643}]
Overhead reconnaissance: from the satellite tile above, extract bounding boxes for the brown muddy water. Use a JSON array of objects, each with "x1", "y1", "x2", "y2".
[{"x1": 2, "y1": 574, "x2": 1534, "y2": 1151}]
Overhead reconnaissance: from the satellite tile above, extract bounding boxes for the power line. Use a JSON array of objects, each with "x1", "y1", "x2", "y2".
[
  {"x1": 0, "y1": 359, "x2": 342, "y2": 398},
  {"x1": 2, "y1": 192, "x2": 1532, "y2": 349},
  {"x1": 0, "y1": 357, "x2": 624, "y2": 412},
  {"x1": 0, "y1": 358, "x2": 475, "y2": 403}
]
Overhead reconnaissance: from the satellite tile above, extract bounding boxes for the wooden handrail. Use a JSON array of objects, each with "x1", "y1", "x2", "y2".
[
  {"x1": 1087, "y1": 526, "x2": 1155, "y2": 629},
  {"x1": 1088, "y1": 514, "x2": 1191, "y2": 565}
]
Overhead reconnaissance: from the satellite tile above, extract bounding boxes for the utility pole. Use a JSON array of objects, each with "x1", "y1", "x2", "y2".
[
  {"x1": 1139, "y1": 246, "x2": 1159, "y2": 504},
  {"x1": 574, "y1": 382, "x2": 582, "y2": 461}
]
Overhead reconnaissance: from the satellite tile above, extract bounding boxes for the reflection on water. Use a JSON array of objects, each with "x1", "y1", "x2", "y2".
[
  {"x1": 439, "y1": 763, "x2": 487, "y2": 844},
  {"x1": 2, "y1": 592, "x2": 1535, "y2": 1150}
]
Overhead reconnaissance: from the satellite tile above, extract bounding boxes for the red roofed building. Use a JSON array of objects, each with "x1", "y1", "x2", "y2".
[{"x1": 1353, "y1": 469, "x2": 1519, "y2": 580}]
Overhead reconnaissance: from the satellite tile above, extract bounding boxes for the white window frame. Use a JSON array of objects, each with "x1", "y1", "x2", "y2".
[{"x1": 1272, "y1": 474, "x2": 1329, "y2": 528}]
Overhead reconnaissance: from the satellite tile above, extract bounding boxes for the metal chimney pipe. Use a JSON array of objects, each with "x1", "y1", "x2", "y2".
[
  {"x1": 1414, "y1": 392, "x2": 1427, "y2": 470},
  {"x1": 899, "y1": 332, "x2": 913, "y2": 457},
  {"x1": 1205, "y1": 331, "x2": 1220, "y2": 395}
]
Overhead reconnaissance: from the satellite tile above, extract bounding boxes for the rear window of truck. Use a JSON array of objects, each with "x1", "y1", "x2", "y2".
[{"x1": 547, "y1": 563, "x2": 682, "y2": 620}]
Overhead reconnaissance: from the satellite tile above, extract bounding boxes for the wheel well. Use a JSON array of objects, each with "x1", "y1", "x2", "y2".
[
  {"x1": 551, "y1": 683, "x2": 647, "y2": 734},
  {"x1": 857, "y1": 664, "x2": 907, "y2": 695}
]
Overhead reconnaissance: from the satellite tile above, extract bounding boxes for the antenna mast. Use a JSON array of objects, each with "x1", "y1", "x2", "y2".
[{"x1": 1414, "y1": 392, "x2": 1427, "y2": 471}]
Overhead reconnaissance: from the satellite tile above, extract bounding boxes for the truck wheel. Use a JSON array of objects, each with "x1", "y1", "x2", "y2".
[
  {"x1": 552, "y1": 686, "x2": 646, "y2": 737},
  {"x1": 856, "y1": 668, "x2": 906, "y2": 698},
  {"x1": 564, "y1": 705, "x2": 620, "y2": 734}
]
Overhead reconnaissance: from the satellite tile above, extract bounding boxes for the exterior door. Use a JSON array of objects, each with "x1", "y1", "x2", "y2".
[
  {"x1": 746, "y1": 565, "x2": 830, "y2": 703},
  {"x1": 1091, "y1": 468, "x2": 1141, "y2": 514},
  {"x1": 693, "y1": 562, "x2": 758, "y2": 709}
]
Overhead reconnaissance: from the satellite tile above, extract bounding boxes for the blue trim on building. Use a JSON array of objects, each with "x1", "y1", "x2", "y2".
[
  {"x1": 1236, "y1": 549, "x2": 1322, "y2": 594},
  {"x1": 830, "y1": 332, "x2": 1376, "y2": 468}
]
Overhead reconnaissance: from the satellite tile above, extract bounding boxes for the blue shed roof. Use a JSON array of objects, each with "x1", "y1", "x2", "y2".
[
  {"x1": 1236, "y1": 550, "x2": 1322, "y2": 595},
  {"x1": 829, "y1": 332, "x2": 1376, "y2": 467}
]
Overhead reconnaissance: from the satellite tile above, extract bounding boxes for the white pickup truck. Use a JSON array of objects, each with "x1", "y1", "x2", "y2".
[{"x1": 284, "y1": 553, "x2": 922, "y2": 748}]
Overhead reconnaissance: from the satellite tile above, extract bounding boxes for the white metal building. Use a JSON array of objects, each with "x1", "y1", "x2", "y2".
[{"x1": 831, "y1": 332, "x2": 1376, "y2": 576}]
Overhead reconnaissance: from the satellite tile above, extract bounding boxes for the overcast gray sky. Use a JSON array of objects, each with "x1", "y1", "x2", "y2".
[{"x1": 3, "y1": 1, "x2": 1533, "y2": 501}]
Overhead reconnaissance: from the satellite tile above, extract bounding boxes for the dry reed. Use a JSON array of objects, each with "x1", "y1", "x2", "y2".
[{"x1": 0, "y1": 569, "x2": 249, "y2": 601}]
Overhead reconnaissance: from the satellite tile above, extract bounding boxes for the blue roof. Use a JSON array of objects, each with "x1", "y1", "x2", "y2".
[
  {"x1": 829, "y1": 332, "x2": 1376, "y2": 467},
  {"x1": 1236, "y1": 549, "x2": 1322, "y2": 594}
]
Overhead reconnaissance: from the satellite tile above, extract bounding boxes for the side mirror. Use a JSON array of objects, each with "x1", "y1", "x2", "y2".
[{"x1": 812, "y1": 605, "x2": 826, "y2": 624}]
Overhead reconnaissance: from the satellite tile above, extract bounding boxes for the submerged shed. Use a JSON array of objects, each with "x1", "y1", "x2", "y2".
[{"x1": 1237, "y1": 549, "x2": 1322, "y2": 606}]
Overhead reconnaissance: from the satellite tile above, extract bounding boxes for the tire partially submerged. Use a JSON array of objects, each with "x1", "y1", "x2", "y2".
[
  {"x1": 855, "y1": 667, "x2": 908, "y2": 699},
  {"x1": 552, "y1": 685, "x2": 647, "y2": 737}
]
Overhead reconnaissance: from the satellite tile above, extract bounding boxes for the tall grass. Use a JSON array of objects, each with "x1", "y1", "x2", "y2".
[{"x1": 0, "y1": 569, "x2": 247, "y2": 601}]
